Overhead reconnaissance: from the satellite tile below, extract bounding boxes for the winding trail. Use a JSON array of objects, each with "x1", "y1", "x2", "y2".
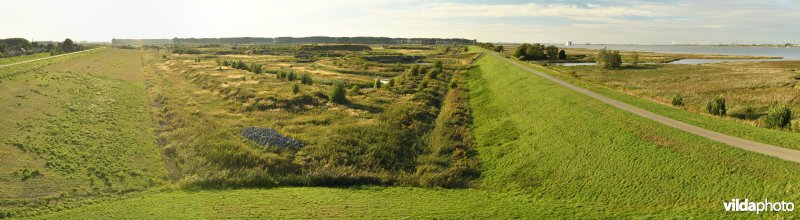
[
  {"x1": 492, "y1": 53, "x2": 800, "y2": 163},
  {"x1": 0, "y1": 48, "x2": 101, "y2": 69}
]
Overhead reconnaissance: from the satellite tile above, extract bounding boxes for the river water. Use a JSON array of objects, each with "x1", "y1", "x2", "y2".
[{"x1": 558, "y1": 44, "x2": 800, "y2": 65}]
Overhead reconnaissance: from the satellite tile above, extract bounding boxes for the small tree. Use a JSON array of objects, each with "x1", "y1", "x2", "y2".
[
  {"x1": 62, "y1": 38, "x2": 75, "y2": 53},
  {"x1": 331, "y1": 82, "x2": 347, "y2": 104},
  {"x1": 545, "y1": 45, "x2": 559, "y2": 60},
  {"x1": 764, "y1": 105, "x2": 792, "y2": 128},
  {"x1": 493, "y1": 45, "x2": 504, "y2": 52},
  {"x1": 291, "y1": 83, "x2": 300, "y2": 94},
  {"x1": 558, "y1": 50, "x2": 567, "y2": 59},
  {"x1": 374, "y1": 78, "x2": 383, "y2": 89},
  {"x1": 513, "y1": 43, "x2": 529, "y2": 59},
  {"x1": 706, "y1": 97, "x2": 727, "y2": 116}
]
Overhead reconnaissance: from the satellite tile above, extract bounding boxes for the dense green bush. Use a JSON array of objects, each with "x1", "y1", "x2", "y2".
[
  {"x1": 291, "y1": 83, "x2": 299, "y2": 94},
  {"x1": 374, "y1": 78, "x2": 382, "y2": 89},
  {"x1": 387, "y1": 78, "x2": 395, "y2": 88},
  {"x1": 764, "y1": 105, "x2": 792, "y2": 128},
  {"x1": 513, "y1": 43, "x2": 554, "y2": 60},
  {"x1": 330, "y1": 82, "x2": 347, "y2": 104},
  {"x1": 351, "y1": 85, "x2": 360, "y2": 94},
  {"x1": 706, "y1": 97, "x2": 727, "y2": 116},
  {"x1": 671, "y1": 94, "x2": 684, "y2": 106}
]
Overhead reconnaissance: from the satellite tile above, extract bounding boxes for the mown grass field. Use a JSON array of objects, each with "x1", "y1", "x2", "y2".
[
  {"x1": 30, "y1": 47, "x2": 800, "y2": 218},
  {"x1": 0, "y1": 48, "x2": 166, "y2": 216},
  {"x1": 550, "y1": 61, "x2": 800, "y2": 128},
  {"x1": 0, "y1": 53, "x2": 50, "y2": 66}
]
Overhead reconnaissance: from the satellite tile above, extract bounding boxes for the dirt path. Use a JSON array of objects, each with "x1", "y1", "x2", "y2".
[
  {"x1": 492, "y1": 53, "x2": 800, "y2": 163},
  {"x1": 0, "y1": 48, "x2": 101, "y2": 68}
]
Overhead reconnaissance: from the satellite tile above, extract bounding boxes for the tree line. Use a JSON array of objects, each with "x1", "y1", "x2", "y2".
[
  {"x1": 512, "y1": 43, "x2": 566, "y2": 61},
  {"x1": 1, "y1": 38, "x2": 85, "y2": 57},
  {"x1": 477, "y1": 42, "x2": 504, "y2": 52},
  {"x1": 119, "y1": 37, "x2": 479, "y2": 45}
]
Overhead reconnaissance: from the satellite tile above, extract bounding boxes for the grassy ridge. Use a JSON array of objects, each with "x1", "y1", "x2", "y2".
[
  {"x1": 0, "y1": 48, "x2": 165, "y2": 216},
  {"x1": 0, "y1": 53, "x2": 50, "y2": 65},
  {"x1": 522, "y1": 61, "x2": 800, "y2": 150},
  {"x1": 470, "y1": 50, "x2": 800, "y2": 217}
]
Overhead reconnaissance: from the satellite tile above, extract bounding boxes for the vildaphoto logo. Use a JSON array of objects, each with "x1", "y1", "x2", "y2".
[{"x1": 724, "y1": 198, "x2": 795, "y2": 214}]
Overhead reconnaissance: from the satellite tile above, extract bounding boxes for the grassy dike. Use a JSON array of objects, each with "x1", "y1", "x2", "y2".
[
  {"x1": 34, "y1": 48, "x2": 800, "y2": 218},
  {"x1": 520, "y1": 58, "x2": 800, "y2": 150}
]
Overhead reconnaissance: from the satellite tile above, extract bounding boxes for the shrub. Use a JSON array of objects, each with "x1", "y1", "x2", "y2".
[
  {"x1": 706, "y1": 97, "x2": 727, "y2": 116},
  {"x1": 287, "y1": 71, "x2": 296, "y2": 81},
  {"x1": 671, "y1": 94, "x2": 684, "y2": 106},
  {"x1": 330, "y1": 82, "x2": 347, "y2": 104},
  {"x1": 300, "y1": 73, "x2": 313, "y2": 85},
  {"x1": 351, "y1": 85, "x2": 360, "y2": 94},
  {"x1": 410, "y1": 65, "x2": 421, "y2": 76},
  {"x1": 387, "y1": 78, "x2": 395, "y2": 88},
  {"x1": 250, "y1": 64, "x2": 263, "y2": 74},
  {"x1": 764, "y1": 105, "x2": 792, "y2": 128},
  {"x1": 427, "y1": 68, "x2": 439, "y2": 79},
  {"x1": 433, "y1": 61, "x2": 443, "y2": 70},
  {"x1": 792, "y1": 120, "x2": 800, "y2": 132},
  {"x1": 291, "y1": 83, "x2": 300, "y2": 94},
  {"x1": 374, "y1": 78, "x2": 382, "y2": 89},
  {"x1": 597, "y1": 48, "x2": 621, "y2": 69}
]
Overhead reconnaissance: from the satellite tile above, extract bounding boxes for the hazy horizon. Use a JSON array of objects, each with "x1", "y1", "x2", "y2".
[{"x1": 2, "y1": 0, "x2": 800, "y2": 45}]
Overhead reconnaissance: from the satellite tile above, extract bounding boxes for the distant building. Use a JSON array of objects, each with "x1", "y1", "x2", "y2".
[{"x1": 565, "y1": 41, "x2": 572, "y2": 46}]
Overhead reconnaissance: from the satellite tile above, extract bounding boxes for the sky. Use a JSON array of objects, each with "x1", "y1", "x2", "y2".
[{"x1": 1, "y1": 0, "x2": 799, "y2": 44}]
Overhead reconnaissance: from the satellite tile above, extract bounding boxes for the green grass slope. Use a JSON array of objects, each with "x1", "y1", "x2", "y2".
[
  {"x1": 0, "y1": 48, "x2": 166, "y2": 216},
  {"x1": 521, "y1": 61, "x2": 800, "y2": 150},
  {"x1": 32, "y1": 49, "x2": 800, "y2": 218},
  {"x1": 0, "y1": 53, "x2": 50, "y2": 66}
]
